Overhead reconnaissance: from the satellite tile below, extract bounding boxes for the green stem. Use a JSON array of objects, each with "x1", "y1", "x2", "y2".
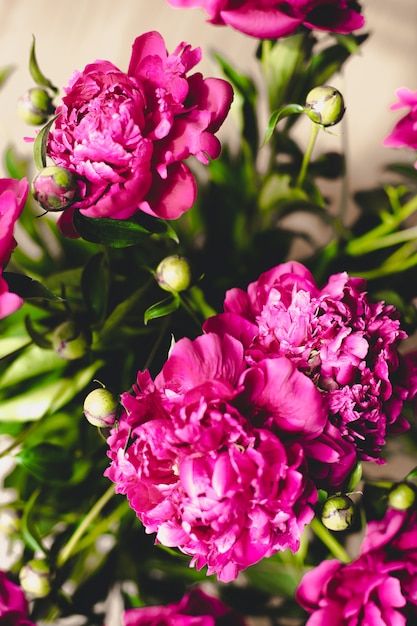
[
  {"x1": 57, "y1": 484, "x2": 115, "y2": 567},
  {"x1": 310, "y1": 517, "x2": 351, "y2": 563},
  {"x1": 0, "y1": 421, "x2": 39, "y2": 459},
  {"x1": 296, "y1": 121, "x2": 320, "y2": 189}
]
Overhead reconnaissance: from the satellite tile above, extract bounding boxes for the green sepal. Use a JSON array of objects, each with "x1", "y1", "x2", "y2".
[
  {"x1": 29, "y1": 36, "x2": 58, "y2": 93},
  {"x1": 15, "y1": 442, "x2": 73, "y2": 484},
  {"x1": 263, "y1": 104, "x2": 304, "y2": 145},
  {"x1": 144, "y1": 293, "x2": 180, "y2": 325},
  {"x1": 24, "y1": 315, "x2": 53, "y2": 350},
  {"x1": 2, "y1": 272, "x2": 63, "y2": 301},
  {"x1": 33, "y1": 114, "x2": 60, "y2": 171},
  {"x1": 73, "y1": 211, "x2": 179, "y2": 248}
]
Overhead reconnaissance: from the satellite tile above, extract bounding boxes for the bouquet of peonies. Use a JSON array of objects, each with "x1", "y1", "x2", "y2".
[{"x1": 1, "y1": 1, "x2": 417, "y2": 624}]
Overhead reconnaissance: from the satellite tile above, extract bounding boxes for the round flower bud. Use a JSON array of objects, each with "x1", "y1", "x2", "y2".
[
  {"x1": 83, "y1": 388, "x2": 119, "y2": 428},
  {"x1": 156, "y1": 255, "x2": 193, "y2": 293},
  {"x1": 321, "y1": 494, "x2": 354, "y2": 531},
  {"x1": 17, "y1": 87, "x2": 54, "y2": 125},
  {"x1": 388, "y1": 482, "x2": 416, "y2": 511},
  {"x1": 52, "y1": 320, "x2": 90, "y2": 360},
  {"x1": 19, "y1": 559, "x2": 51, "y2": 599},
  {"x1": 304, "y1": 86, "x2": 345, "y2": 127},
  {"x1": 31, "y1": 165, "x2": 78, "y2": 212}
]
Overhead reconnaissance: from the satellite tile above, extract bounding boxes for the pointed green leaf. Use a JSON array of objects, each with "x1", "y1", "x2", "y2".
[
  {"x1": 263, "y1": 104, "x2": 304, "y2": 145},
  {"x1": 0, "y1": 65, "x2": 14, "y2": 88},
  {"x1": 406, "y1": 467, "x2": 417, "y2": 481},
  {"x1": 33, "y1": 113, "x2": 60, "y2": 171},
  {"x1": 21, "y1": 489, "x2": 47, "y2": 554},
  {"x1": 2, "y1": 272, "x2": 63, "y2": 301},
  {"x1": 144, "y1": 293, "x2": 180, "y2": 325},
  {"x1": 0, "y1": 336, "x2": 32, "y2": 360},
  {"x1": 73, "y1": 210, "x2": 178, "y2": 247},
  {"x1": 29, "y1": 36, "x2": 58, "y2": 93}
]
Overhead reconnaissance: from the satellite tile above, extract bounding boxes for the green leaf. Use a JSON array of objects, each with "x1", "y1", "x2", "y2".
[
  {"x1": 81, "y1": 252, "x2": 109, "y2": 327},
  {"x1": 4, "y1": 145, "x2": 29, "y2": 179},
  {"x1": 263, "y1": 104, "x2": 304, "y2": 145},
  {"x1": 144, "y1": 293, "x2": 180, "y2": 325},
  {"x1": 2, "y1": 272, "x2": 63, "y2": 301},
  {"x1": 21, "y1": 489, "x2": 47, "y2": 554},
  {"x1": 73, "y1": 211, "x2": 178, "y2": 247},
  {"x1": 16, "y1": 442, "x2": 73, "y2": 484},
  {"x1": 0, "y1": 343, "x2": 64, "y2": 388},
  {"x1": 0, "y1": 360, "x2": 104, "y2": 422},
  {"x1": 33, "y1": 113, "x2": 60, "y2": 171},
  {"x1": 29, "y1": 35, "x2": 58, "y2": 93},
  {"x1": 214, "y1": 52, "x2": 259, "y2": 152},
  {"x1": 0, "y1": 65, "x2": 14, "y2": 88},
  {"x1": 0, "y1": 336, "x2": 32, "y2": 360}
]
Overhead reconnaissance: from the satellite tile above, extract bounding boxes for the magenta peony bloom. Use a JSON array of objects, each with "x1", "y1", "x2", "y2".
[
  {"x1": 296, "y1": 507, "x2": 417, "y2": 625},
  {"x1": 0, "y1": 177, "x2": 29, "y2": 320},
  {"x1": 166, "y1": 0, "x2": 365, "y2": 39},
  {"x1": 123, "y1": 586, "x2": 247, "y2": 626},
  {"x1": 0, "y1": 570, "x2": 36, "y2": 626},
  {"x1": 0, "y1": 177, "x2": 28, "y2": 267},
  {"x1": 46, "y1": 31, "x2": 233, "y2": 234},
  {"x1": 105, "y1": 333, "x2": 318, "y2": 582},
  {"x1": 204, "y1": 261, "x2": 411, "y2": 477},
  {"x1": 383, "y1": 87, "x2": 417, "y2": 168}
]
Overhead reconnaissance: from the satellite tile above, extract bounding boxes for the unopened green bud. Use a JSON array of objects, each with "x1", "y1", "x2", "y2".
[
  {"x1": 31, "y1": 165, "x2": 78, "y2": 212},
  {"x1": 52, "y1": 320, "x2": 90, "y2": 360},
  {"x1": 388, "y1": 482, "x2": 416, "y2": 511},
  {"x1": 321, "y1": 494, "x2": 354, "y2": 531},
  {"x1": 304, "y1": 86, "x2": 345, "y2": 127},
  {"x1": 156, "y1": 255, "x2": 193, "y2": 293},
  {"x1": 19, "y1": 559, "x2": 51, "y2": 599},
  {"x1": 17, "y1": 87, "x2": 54, "y2": 125},
  {"x1": 83, "y1": 388, "x2": 119, "y2": 428}
]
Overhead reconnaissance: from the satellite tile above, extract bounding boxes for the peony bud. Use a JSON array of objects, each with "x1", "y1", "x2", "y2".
[
  {"x1": 304, "y1": 86, "x2": 345, "y2": 127},
  {"x1": 156, "y1": 255, "x2": 193, "y2": 293},
  {"x1": 321, "y1": 494, "x2": 354, "y2": 531},
  {"x1": 31, "y1": 165, "x2": 78, "y2": 212},
  {"x1": 17, "y1": 87, "x2": 54, "y2": 125},
  {"x1": 83, "y1": 388, "x2": 119, "y2": 428},
  {"x1": 19, "y1": 559, "x2": 51, "y2": 599},
  {"x1": 52, "y1": 320, "x2": 90, "y2": 360},
  {"x1": 388, "y1": 482, "x2": 416, "y2": 511}
]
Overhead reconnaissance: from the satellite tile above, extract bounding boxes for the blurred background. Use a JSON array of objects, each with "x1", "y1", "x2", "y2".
[{"x1": 0, "y1": 0, "x2": 415, "y2": 192}]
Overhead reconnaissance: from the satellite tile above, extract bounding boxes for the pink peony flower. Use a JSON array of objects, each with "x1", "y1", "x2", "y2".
[
  {"x1": 123, "y1": 586, "x2": 247, "y2": 626},
  {"x1": 383, "y1": 87, "x2": 417, "y2": 168},
  {"x1": 0, "y1": 177, "x2": 29, "y2": 267},
  {"x1": 166, "y1": 0, "x2": 365, "y2": 39},
  {"x1": 47, "y1": 31, "x2": 233, "y2": 235},
  {"x1": 204, "y1": 261, "x2": 411, "y2": 476},
  {"x1": 296, "y1": 507, "x2": 417, "y2": 625},
  {"x1": 0, "y1": 570, "x2": 36, "y2": 626},
  {"x1": 0, "y1": 177, "x2": 29, "y2": 320},
  {"x1": 105, "y1": 333, "x2": 318, "y2": 582}
]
